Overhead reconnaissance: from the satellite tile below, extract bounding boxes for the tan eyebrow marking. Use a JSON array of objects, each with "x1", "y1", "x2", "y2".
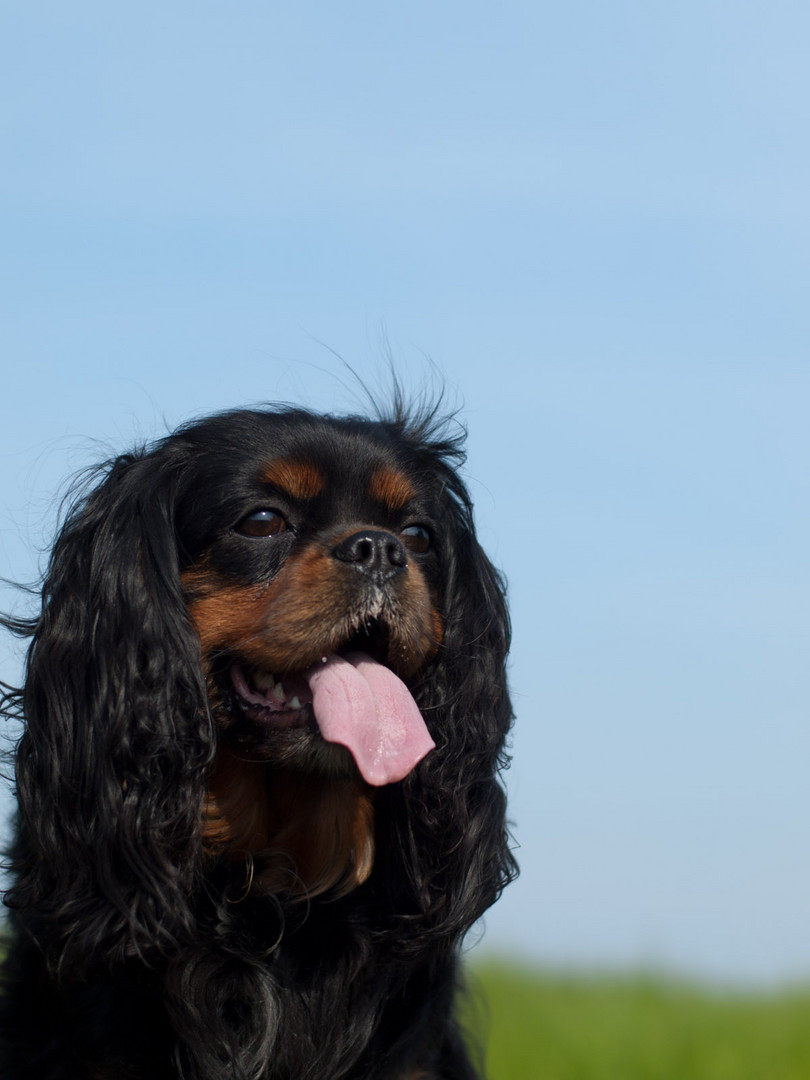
[
  {"x1": 368, "y1": 466, "x2": 416, "y2": 510},
  {"x1": 261, "y1": 459, "x2": 325, "y2": 500}
]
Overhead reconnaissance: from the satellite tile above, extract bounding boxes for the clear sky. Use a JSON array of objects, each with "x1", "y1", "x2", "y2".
[{"x1": 2, "y1": 0, "x2": 809, "y2": 985}]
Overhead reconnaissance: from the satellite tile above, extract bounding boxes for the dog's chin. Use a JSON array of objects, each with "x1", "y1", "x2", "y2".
[{"x1": 224, "y1": 721, "x2": 359, "y2": 778}]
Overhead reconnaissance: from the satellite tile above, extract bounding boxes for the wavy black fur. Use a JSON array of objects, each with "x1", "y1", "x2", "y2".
[{"x1": 0, "y1": 403, "x2": 515, "y2": 1080}]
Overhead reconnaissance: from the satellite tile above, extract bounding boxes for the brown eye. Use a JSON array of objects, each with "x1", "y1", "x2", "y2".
[
  {"x1": 237, "y1": 510, "x2": 288, "y2": 538},
  {"x1": 401, "y1": 524, "x2": 431, "y2": 553}
]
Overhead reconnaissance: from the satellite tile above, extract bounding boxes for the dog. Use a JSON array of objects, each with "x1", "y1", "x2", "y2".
[{"x1": 0, "y1": 402, "x2": 515, "y2": 1079}]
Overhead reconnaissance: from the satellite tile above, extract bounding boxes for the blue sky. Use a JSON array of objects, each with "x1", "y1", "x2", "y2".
[{"x1": 2, "y1": 1, "x2": 809, "y2": 984}]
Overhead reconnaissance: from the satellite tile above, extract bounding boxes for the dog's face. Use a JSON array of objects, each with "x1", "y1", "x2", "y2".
[{"x1": 180, "y1": 414, "x2": 444, "y2": 777}]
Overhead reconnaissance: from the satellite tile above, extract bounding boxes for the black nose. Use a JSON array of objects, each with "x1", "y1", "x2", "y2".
[{"x1": 332, "y1": 530, "x2": 407, "y2": 584}]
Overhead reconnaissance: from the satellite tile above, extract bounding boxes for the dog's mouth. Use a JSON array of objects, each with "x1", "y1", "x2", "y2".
[
  {"x1": 230, "y1": 663, "x2": 315, "y2": 729},
  {"x1": 226, "y1": 626, "x2": 434, "y2": 786}
]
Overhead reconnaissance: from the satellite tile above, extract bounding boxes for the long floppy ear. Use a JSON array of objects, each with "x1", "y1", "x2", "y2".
[
  {"x1": 4, "y1": 444, "x2": 213, "y2": 976},
  {"x1": 382, "y1": 455, "x2": 517, "y2": 949}
]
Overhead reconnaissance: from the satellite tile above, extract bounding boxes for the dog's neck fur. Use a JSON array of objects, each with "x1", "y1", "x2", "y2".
[{"x1": 203, "y1": 750, "x2": 375, "y2": 899}]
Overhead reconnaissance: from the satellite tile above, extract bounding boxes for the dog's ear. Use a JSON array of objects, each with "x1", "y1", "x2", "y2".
[
  {"x1": 382, "y1": 458, "x2": 517, "y2": 947},
  {"x1": 5, "y1": 445, "x2": 213, "y2": 975}
]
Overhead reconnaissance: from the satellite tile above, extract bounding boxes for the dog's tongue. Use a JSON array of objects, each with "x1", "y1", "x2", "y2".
[{"x1": 305, "y1": 653, "x2": 434, "y2": 786}]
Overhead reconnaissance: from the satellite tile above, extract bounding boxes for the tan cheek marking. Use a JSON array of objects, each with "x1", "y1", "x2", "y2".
[
  {"x1": 368, "y1": 465, "x2": 416, "y2": 510},
  {"x1": 183, "y1": 574, "x2": 275, "y2": 657},
  {"x1": 261, "y1": 459, "x2": 324, "y2": 500},
  {"x1": 182, "y1": 547, "x2": 351, "y2": 670},
  {"x1": 429, "y1": 599, "x2": 444, "y2": 657}
]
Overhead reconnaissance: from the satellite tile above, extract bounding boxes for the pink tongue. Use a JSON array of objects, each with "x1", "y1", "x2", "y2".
[{"x1": 305, "y1": 652, "x2": 435, "y2": 786}]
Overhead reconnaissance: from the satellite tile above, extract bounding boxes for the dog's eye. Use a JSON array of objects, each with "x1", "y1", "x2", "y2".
[
  {"x1": 236, "y1": 510, "x2": 288, "y2": 538},
  {"x1": 401, "y1": 524, "x2": 431, "y2": 553}
]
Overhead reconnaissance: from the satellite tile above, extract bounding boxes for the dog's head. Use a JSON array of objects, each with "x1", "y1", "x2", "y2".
[{"x1": 4, "y1": 404, "x2": 515, "y2": 972}]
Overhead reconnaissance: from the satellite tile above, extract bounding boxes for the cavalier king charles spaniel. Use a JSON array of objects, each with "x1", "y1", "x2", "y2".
[{"x1": 0, "y1": 402, "x2": 515, "y2": 1080}]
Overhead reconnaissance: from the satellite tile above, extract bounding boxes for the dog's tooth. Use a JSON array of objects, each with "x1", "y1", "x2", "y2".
[
  {"x1": 253, "y1": 671, "x2": 276, "y2": 690},
  {"x1": 271, "y1": 682, "x2": 286, "y2": 703},
  {"x1": 289, "y1": 695, "x2": 302, "y2": 710}
]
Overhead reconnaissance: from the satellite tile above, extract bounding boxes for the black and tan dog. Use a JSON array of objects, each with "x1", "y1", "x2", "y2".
[{"x1": 1, "y1": 402, "x2": 515, "y2": 1080}]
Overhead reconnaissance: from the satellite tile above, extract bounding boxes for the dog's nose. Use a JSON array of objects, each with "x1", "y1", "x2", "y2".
[{"x1": 332, "y1": 530, "x2": 407, "y2": 584}]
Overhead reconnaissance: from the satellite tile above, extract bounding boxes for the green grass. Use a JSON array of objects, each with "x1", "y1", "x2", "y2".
[{"x1": 467, "y1": 961, "x2": 810, "y2": 1080}]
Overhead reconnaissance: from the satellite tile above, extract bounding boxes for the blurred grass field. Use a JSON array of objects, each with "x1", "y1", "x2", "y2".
[{"x1": 469, "y1": 961, "x2": 810, "y2": 1080}]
